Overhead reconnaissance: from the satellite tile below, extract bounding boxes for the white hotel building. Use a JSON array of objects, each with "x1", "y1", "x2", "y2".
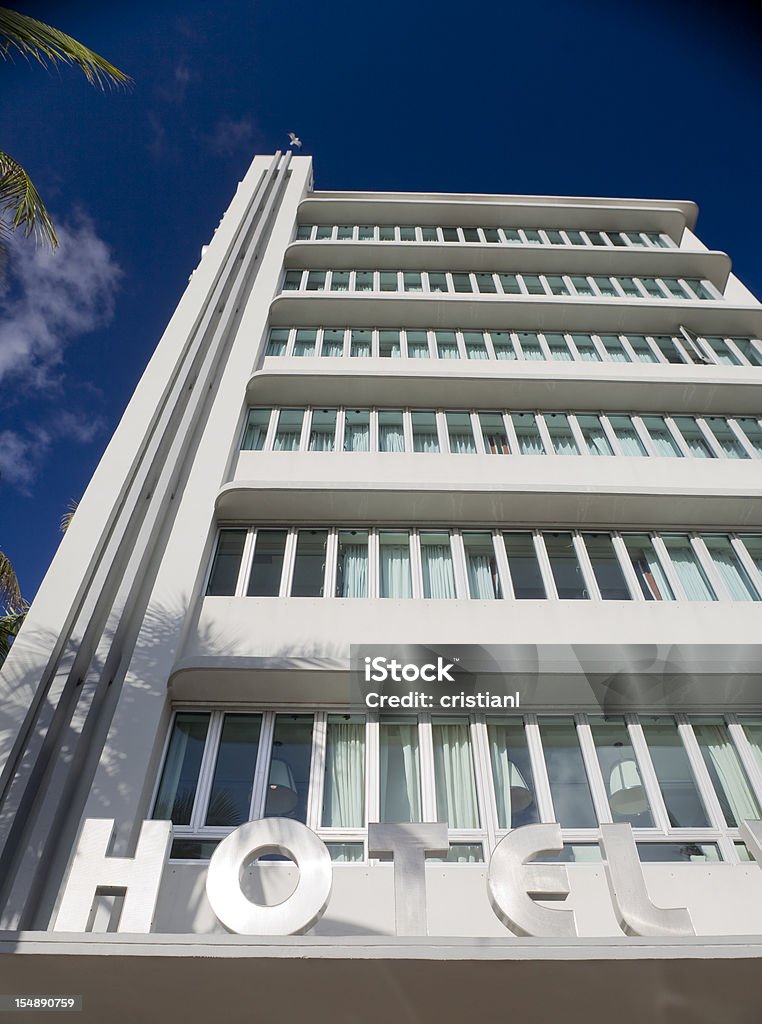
[{"x1": 1, "y1": 152, "x2": 762, "y2": 1020}]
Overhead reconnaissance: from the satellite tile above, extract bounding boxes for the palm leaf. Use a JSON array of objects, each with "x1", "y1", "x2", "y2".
[
  {"x1": 60, "y1": 498, "x2": 79, "y2": 533},
  {"x1": 0, "y1": 606, "x2": 26, "y2": 665},
  {"x1": 0, "y1": 150, "x2": 57, "y2": 247},
  {"x1": 0, "y1": 550, "x2": 22, "y2": 611},
  {"x1": 0, "y1": 8, "x2": 131, "y2": 89}
]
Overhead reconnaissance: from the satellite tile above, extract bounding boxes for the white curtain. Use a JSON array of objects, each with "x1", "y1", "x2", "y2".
[
  {"x1": 380, "y1": 542, "x2": 411, "y2": 597},
  {"x1": 517, "y1": 433, "x2": 544, "y2": 456},
  {"x1": 414, "y1": 431, "x2": 439, "y2": 453},
  {"x1": 550, "y1": 346, "x2": 573, "y2": 361},
  {"x1": 696, "y1": 724, "x2": 759, "y2": 825},
  {"x1": 344, "y1": 422, "x2": 370, "y2": 451},
  {"x1": 648, "y1": 427, "x2": 679, "y2": 457},
  {"x1": 309, "y1": 431, "x2": 334, "y2": 452},
  {"x1": 467, "y1": 347, "x2": 488, "y2": 360},
  {"x1": 321, "y1": 340, "x2": 343, "y2": 356},
  {"x1": 668, "y1": 545, "x2": 713, "y2": 600},
  {"x1": 379, "y1": 424, "x2": 405, "y2": 452},
  {"x1": 630, "y1": 546, "x2": 672, "y2": 601},
  {"x1": 709, "y1": 546, "x2": 754, "y2": 600},
  {"x1": 380, "y1": 724, "x2": 421, "y2": 822},
  {"x1": 421, "y1": 544, "x2": 456, "y2": 598},
  {"x1": 243, "y1": 423, "x2": 267, "y2": 450},
  {"x1": 467, "y1": 554, "x2": 496, "y2": 599},
  {"x1": 449, "y1": 432, "x2": 476, "y2": 454},
  {"x1": 683, "y1": 434, "x2": 710, "y2": 458},
  {"x1": 585, "y1": 426, "x2": 612, "y2": 456},
  {"x1": 409, "y1": 345, "x2": 429, "y2": 359},
  {"x1": 490, "y1": 726, "x2": 515, "y2": 828},
  {"x1": 552, "y1": 433, "x2": 578, "y2": 456},
  {"x1": 339, "y1": 544, "x2": 368, "y2": 597},
  {"x1": 323, "y1": 721, "x2": 365, "y2": 827},
  {"x1": 615, "y1": 426, "x2": 645, "y2": 456},
  {"x1": 273, "y1": 429, "x2": 301, "y2": 451},
  {"x1": 433, "y1": 723, "x2": 479, "y2": 828}
]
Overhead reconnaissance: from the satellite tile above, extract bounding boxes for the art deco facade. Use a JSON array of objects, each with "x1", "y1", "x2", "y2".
[{"x1": 1, "y1": 152, "x2": 761, "y2": 1020}]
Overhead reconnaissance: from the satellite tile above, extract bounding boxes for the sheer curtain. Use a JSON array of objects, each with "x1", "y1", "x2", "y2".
[
  {"x1": 379, "y1": 422, "x2": 405, "y2": 451},
  {"x1": 309, "y1": 429, "x2": 334, "y2": 452},
  {"x1": 467, "y1": 554, "x2": 496, "y2": 598},
  {"x1": 449, "y1": 432, "x2": 476, "y2": 454},
  {"x1": 551, "y1": 432, "x2": 578, "y2": 456},
  {"x1": 648, "y1": 425, "x2": 679, "y2": 456},
  {"x1": 323, "y1": 720, "x2": 365, "y2": 827},
  {"x1": 433, "y1": 722, "x2": 479, "y2": 828},
  {"x1": 517, "y1": 432, "x2": 544, "y2": 455},
  {"x1": 667, "y1": 543, "x2": 714, "y2": 600},
  {"x1": 339, "y1": 544, "x2": 368, "y2": 598},
  {"x1": 629, "y1": 545, "x2": 672, "y2": 601},
  {"x1": 584, "y1": 425, "x2": 612, "y2": 456},
  {"x1": 380, "y1": 723, "x2": 421, "y2": 821},
  {"x1": 415, "y1": 431, "x2": 439, "y2": 453},
  {"x1": 344, "y1": 421, "x2": 370, "y2": 451},
  {"x1": 615, "y1": 426, "x2": 645, "y2": 456},
  {"x1": 695, "y1": 724, "x2": 760, "y2": 824},
  {"x1": 421, "y1": 543, "x2": 456, "y2": 598},
  {"x1": 490, "y1": 725, "x2": 515, "y2": 828},
  {"x1": 708, "y1": 544, "x2": 755, "y2": 600},
  {"x1": 380, "y1": 540, "x2": 411, "y2": 597}
]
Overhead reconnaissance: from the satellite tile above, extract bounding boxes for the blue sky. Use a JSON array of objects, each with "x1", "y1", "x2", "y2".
[{"x1": 1, "y1": 0, "x2": 761, "y2": 598}]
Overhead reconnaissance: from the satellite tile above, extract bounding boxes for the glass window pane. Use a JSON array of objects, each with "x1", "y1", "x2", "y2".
[
  {"x1": 379, "y1": 330, "x2": 401, "y2": 358},
  {"x1": 206, "y1": 714, "x2": 262, "y2": 826},
  {"x1": 704, "y1": 337, "x2": 740, "y2": 366},
  {"x1": 463, "y1": 331, "x2": 488, "y2": 359},
  {"x1": 452, "y1": 272, "x2": 473, "y2": 293},
  {"x1": 420, "y1": 532, "x2": 456, "y2": 598},
  {"x1": 662, "y1": 535, "x2": 715, "y2": 600},
  {"x1": 379, "y1": 717, "x2": 421, "y2": 822},
  {"x1": 336, "y1": 225, "x2": 353, "y2": 240},
  {"x1": 296, "y1": 225, "x2": 313, "y2": 240},
  {"x1": 626, "y1": 335, "x2": 659, "y2": 363},
  {"x1": 546, "y1": 275, "x2": 570, "y2": 296},
  {"x1": 483, "y1": 227, "x2": 500, "y2": 243},
  {"x1": 609, "y1": 415, "x2": 646, "y2": 456},
  {"x1": 464, "y1": 532, "x2": 501, "y2": 598},
  {"x1": 357, "y1": 225, "x2": 374, "y2": 240},
  {"x1": 544, "y1": 413, "x2": 579, "y2": 455},
  {"x1": 309, "y1": 410, "x2": 336, "y2": 451},
  {"x1": 523, "y1": 229, "x2": 542, "y2": 243},
  {"x1": 421, "y1": 226, "x2": 438, "y2": 242},
  {"x1": 242, "y1": 409, "x2": 270, "y2": 451},
  {"x1": 266, "y1": 328, "x2": 289, "y2": 356},
  {"x1": 499, "y1": 273, "x2": 521, "y2": 294},
  {"x1": 590, "y1": 717, "x2": 653, "y2": 825},
  {"x1": 517, "y1": 332, "x2": 543, "y2": 360},
  {"x1": 379, "y1": 271, "x2": 398, "y2": 292},
  {"x1": 326, "y1": 843, "x2": 364, "y2": 862},
  {"x1": 621, "y1": 534, "x2": 673, "y2": 601},
  {"x1": 446, "y1": 412, "x2": 476, "y2": 453},
  {"x1": 264, "y1": 715, "x2": 314, "y2": 822},
  {"x1": 378, "y1": 225, "x2": 395, "y2": 240},
  {"x1": 379, "y1": 531, "x2": 411, "y2": 597},
  {"x1": 641, "y1": 716, "x2": 709, "y2": 827},
  {"x1": 355, "y1": 271, "x2": 373, "y2": 291},
  {"x1": 570, "y1": 276, "x2": 594, "y2": 296},
  {"x1": 435, "y1": 330, "x2": 459, "y2": 359},
  {"x1": 315, "y1": 225, "x2": 333, "y2": 239},
  {"x1": 539, "y1": 719, "x2": 597, "y2": 827},
  {"x1": 247, "y1": 530, "x2": 288, "y2": 596},
  {"x1": 273, "y1": 408, "x2": 304, "y2": 450},
  {"x1": 321, "y1": 329, "x2": 344, "y2": 356},
  {"x1": 442, "y1": 227, "x2": 459, "y2": 242},
  {"x1": 170, "y1": 839, "x2": 221, "y2": 861},
  {"x1": 412, "y1": 411, "x2": 439, "y2": 452},
  {"x1": 673, "y1": 417, "x2": 714, "y2": 458},
  {"x1": 475, "y1": 273, "x2": 497, "y2": 293},
  {"x1": 587, "y1": 231, "x2": 607, "y2": 246},
  {"x1": 479, "y1": 413, "x2": 509, "y2": 454},
  {"x1": 350, "y1": 329, "x2": 371, "y2": 357},
  {"x1": 379, "y1": 410, "x2": 405, "y2": 451},
  {"x1": 462, "y1": 227, "x2": 480, "y2": 242},
  {"x1": 737, "y1": 418, "x2": 762, "y2": 455},
  {"x1": 731, "y1": 338, "x2": 762, "y2": 366},
  {"x1": 306, "y1": 271, "x2": 326, "y2": 291},
  {"x1": 571, "y1": 333, "x2": 600, "y2": 360},
  {"x1": 488, "y1": 719, "x2": 539, "y2": 827},
  {"x1": 206, "y1": 529, "x2": 246, "y2": 596},
  {"x1": 403, "y1": 271, "x2": 423, "y2": 292},
  {"x1": 153, "y1": 713, "x2": 210, "y2": 823},
  {"x1": 503, "y1": 532, "x2": 546, "y2": 598},
  {"x1": 522, "y1": 274, "x2": 545, "y2": 295},
  {"x1": 739, "y1": 716, "x2": 762, "y2": 776},
  {"x1": 336, "y1": 530, "x2": 369, "y2": 597},
  {"x1": 652, "y1": 335, "x2": 685, "y2": 363},
  {"x1": 399, "y1": 225, "x2": 416, "y2": 241},
  {"x1": 428, "y1": 272, "x2": 448, "y2": 292},
  {"x1": 599, "y1": 334, "x2": 630, "y2": 362},
  {"x1": 545, "y1": 230, "x2": 565, "y2": 245},
  {"x1": 691, "y1": 718, "x2": 761, "y2": 827},
  {"x1": 637, "y1": 843, "x2": 721, "y2": 862},
  {"x1": 577, "y1": 414, "x2": 613, "y2": 456},
  {"x1": 583, "y1": 533, "x2": 630, "y2": 599},
  {"x1": 512, "y1": 412, "x2": 545, "y2": 455},
  {"x1": 490, "y1": 331, "x2": 517, "y2": 360},
  {"x1": 740, "y1": 536, "x2": 762, "y2": 575},
  {"x1": 322, "y1": 715, "x2": 365, "y2": 827},
  {"x1": 642, "y1": 415, "x2": 682, "y2": 457},
  {"x1": 432, "y1": 717, "x2": 479, "y2": 827},
  {"x1": 291, "y1": 530, "x2": 327, "y2": 596},
  {"x1": 330, "y1": 271, "x2": 350, "y2": 292},
  {"x1": 592, "y1": 277, "x2": 617, "y2": 296},
  {"x1": 639, "y1": 277, "x2": 666, "y2": 298},
  {"x1": 283, "y1": 270, "x2": 303, "y2": 290},
  {"x1": 545, "y1": 333, "x2": 572, "y2": 360},
  {"x1": 406, "y1": 330, "x2": 430, "y2": 359},
  {"x1": 703, "y1": 535, "x2": 759, "y2": 600},
  {"x1": 705, "y1": 417, "x2": 749, "y2": 459},
  {"x1": 684, "y1": 279, "x2": 714, "y2": 300},
  {"x1": 293, "y1": 330, "x2": 316, "y2": 357},
  {"x1": 344, "y1": 409, "x2": 370, "y2": 451},
  {"x1": 544, "y1": 532, "x2": 587, "y2": 598}
]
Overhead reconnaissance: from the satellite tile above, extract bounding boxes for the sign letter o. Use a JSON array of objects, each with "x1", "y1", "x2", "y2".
[{"x1": 206, "y1": 818, "x2": 332, "y2": 935}]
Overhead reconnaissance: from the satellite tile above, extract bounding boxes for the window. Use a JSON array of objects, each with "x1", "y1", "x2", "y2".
[
  {"x1": 379, "y1": 531, "x2": 412, "y2": 597},
  {"x1": 296, "y1": 225, "x2": 313, "y2": 240},
  {"x1": 344, "y1": 410, "x2": 370, "y2": 451},
  {"x1": 435, "y1": 330, "x2": 459, "y2": 359},
  {"x1": 641, "y1": 717, "x2": 708, "y2": 827},
  {"x1": 350, "y1": 329, "x2": 371, "y2": 357},
  {"x1": 247, "y1": 530, "x2": 287, "y2": 596},
  {"x1": 322, "y1": 715, "x2": 365, "y2": 826},
  {"x1": 673, "y1": 417, "x2": 713, "y2": 458},
  {"x1": 652, "y1": 335, "x2": 686, "y2": 363},
  {"x1": 691, "y1": 719, "x2": 760, "y2": 826},
  {"x1": 512, "y1": 412, "x2": 545, "y2": 455},
  {"x1": 432, "y1": 718, "x2": 479, "y2": 826},
  {"x1": 503, "y1": 533, "x2": 546, "y2": 598},
  {"x1": 609, "y1": 415, "x2": 646, "y2": 456},
  {"x1": 379, "y1": 271, "x2": 398, "y2": 292},
  {"x1": 206, "y1": 530, "x2": 246, "y2": 596},
  {"x1": 264, "y1": 715, "x2": 314, "y2": 822},
  {"x1": 321, "y1": 329, "x2": 344, "y2": 356},
  {"x1": 282, "y1": 270, "x2": 303, "y2": 290},
  {"x1": 488, "y1": 719, "x2": 538, "y2": 827},
  {"x1": 355, "y1": 271, "x2": 373, "y2": 292},
  {"x1": 599, "y1": 334, "x2": 630, "y2": 362},
  {"x1": 621, "y1": 534, "x2": 673, "y2": 601},
  {"x1": 446, "y1": 412, "x2": 476, "y2": 453},
  {"x1": 625, "y1": 335, "x2": 659, "y2": 363},
  {"x1": 463, "y1": 532, "x2": 501, "y2": 599},
  {"x1": 590, "y1": 718, "x2": 654, "y2": 825},
  {"x1": 154, "y1": 712, "x2": 211, "y2": 823},
  {"x1": 544, "y1": 413, "x2": 579, "y2": 455},
  {"x1": 442, "y1": 227, "x2": 459, "y2": 242},
  {"x1": 420, "y1": 532, "x2": 456, "y2": 598},
  {"x1": 411, "y1": 411, "x2": 439, "y2": 452},
  {"x1": 309, "y1": 410, "x2": 337, "y2": 451},
  {"x1": 730, "y1": 338, "x2": 762, "y2": 366},
  {"x1": 266, "y1": 328, "x2": 289, "y2": 356},
  {"x1": 206, "y1": 715, "x2": 263, "y2": 826},
  {"x1": 379, "y1": 717, "x2": 421, "y2": 821},
  {"x1": 378, "y1": 225, "x2": 395, "y2": 241},
  {"x1": 539, "y1": 720, "x2": 597, "y2": 827},
  {"x1": 583, "y1": 534, "x2": 631, "y2": 599},
  {"x1": 273, "y1": 409, "x2": 304, "y2": 450},
  {"x1": 498, "y1": 273, "x2": 521, "y2": 294},
  {"x1": 403, "y1": 272, "x2": 423, "y2": 292},
  {"x1": 737, "y1": 418, "x2": 762, "y2": 455},
  {"x1": 684, "y1": 279, "x2": 714, "y2": 300},
  {"x1": 242, "y1": 409, "x2": 270, "y2": 451},
  {"x1": 571, "y1": 333, "x2": 601, "y2": 360},
  {"x1": 577, "y1": 414, "x2": 613, "y2": 456},
  {"x1": 544, "y1": 532, "x2": 587, "y2": 599},
  {"x1": 290, "y1": 530, "x2": 327, "y2": 596},
  {"x1": 545, "y1": 333, "x2": 573, "y2": 360},
  {"x1": 330, "y1": 271, "x2": 350, "y2": 292},
  {"x1": 452, "y1": 273, "x2": 473, "y2": 293},
  {"x1": 378, "y1": 330, "x2": 401, "y2": 358},
  {"x1": 406, "y1": 330, "x2": 430, "y2": 358},
  {"x1": 662, "y1": 535, "x2": 715, "y2": 600},
  {"x1": 475, "y1": 273, "x2": 497, "y2": 293},
  {"x1": 516, "y1": 332, "x2": 543, "y2": 360},
  {"x1": 399, "y1": 225, "x2": 416, "y2": 241},
  {"x1": 491, "y1": 332, "x2": 516, "y2": 359},
  {"x1": 522, "y1": 274, "x2": 545, "y2": 295},
  {"x1": 479, "y1": 413, "x2": 510, "y2": 454},
  {"x1": 421, "y1": 226, "x2": 438, "y2": 241},
  {"x1": 592, "y1": 276, "x2": 617, "y2": 297},
  {"x1": 428, "y1": 272, "x2": 448, "y2": 292},
  {"x1": 546, "y1": 276, "x2": 570, "y2": 296},
  {"x1": 293, "y1": 329, "x2": 317, "y2": 357},
  {"x1": 336, "y1": 531, "x2": 369, "y2": 598},
  {"x1": 704, "y1": 417, "x2": 749, "y2": 459},
  {"x1": 378, "y1": 410, "x2": 405, "y2": 452},
  {"x1": 336, "y1": 225, "x2": 353, "y2": 240},
  {"x1": 357, "y1": 225, "x2": 374, "y2": 240},
  {"x1": 702, "y1": 536, "x2": 759, "y2": 600},
  {"x1": 463, "y1": 331, "x2": 488, "y2": 359},
  {"x1": 305, "y1": 270, "x2": 326, "y2": 291},
  {"x1": 642, "y1": 415, "x2": 682, "y2": 457}
]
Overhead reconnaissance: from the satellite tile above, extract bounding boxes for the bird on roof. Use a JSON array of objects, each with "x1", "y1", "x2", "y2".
[{"x1": 288, "y1": 132, "x2": 302, "y2": 149}]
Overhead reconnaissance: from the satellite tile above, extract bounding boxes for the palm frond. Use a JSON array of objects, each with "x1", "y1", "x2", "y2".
[
  {"x1": 0, "y1": 550, "x2": 22, "y2": 611},
  {"x1": 0, "y1": 606, "x2": 27, "y2": 665},
  {"x1": 0, "y1": 151, "x2": 57, "y2": 248},
  {"x1": 60, "y1": 498, "x2": 79, "y2": 533},
  {"x1": 0, "y1": 8, "x2": 131, "y2": 90}
]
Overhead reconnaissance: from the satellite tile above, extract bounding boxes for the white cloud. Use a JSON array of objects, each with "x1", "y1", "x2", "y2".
[
  {"x1": 205, "y1": 115, "x2": 257, "y2": 157},
  {"x1": 0, "y1": 212, "x2": 122, "y2": 388},
  {"x1": 0, "y1": 428, "x2": 49, "y2": 493}
]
